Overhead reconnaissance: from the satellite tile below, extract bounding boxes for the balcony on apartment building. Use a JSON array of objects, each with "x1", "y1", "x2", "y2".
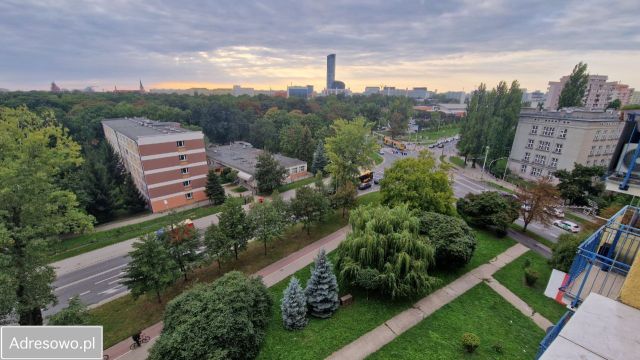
[{"x1": 536, "y1": 205, "x2": 640, "y2": 359}]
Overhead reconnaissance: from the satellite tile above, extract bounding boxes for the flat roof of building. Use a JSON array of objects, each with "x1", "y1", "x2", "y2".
[
  {"x1": 521, "y1": 108, "x2": 620, "y2": 122},
  {"x1": 541, "y1": 293, "x2": 640, "y2": 360},
  {"x1": 206, "y1": 142, "x2": 306, "y2": 175},
  {"x1": 102, "y1": 117, "x2": 196, "y2": 140}
]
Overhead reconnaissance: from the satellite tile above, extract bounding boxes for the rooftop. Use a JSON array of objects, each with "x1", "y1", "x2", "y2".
[
  {"x1": 521, "y1": 108, "x2": 620, "y2": 122},
  {"x1": 540, "y1": 293, "x2": 640, "y2": 360},
  {"x1": 102, "y1": 117, "x2": 195, "y2": 139},
  {"x1": 207, "y1": 142, "x2": 306, "y2": 176}
]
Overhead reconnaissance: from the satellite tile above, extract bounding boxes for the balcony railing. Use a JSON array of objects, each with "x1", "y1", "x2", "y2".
[{"x1": 536, "y1": 310, "x2": 573, "y2": 359}]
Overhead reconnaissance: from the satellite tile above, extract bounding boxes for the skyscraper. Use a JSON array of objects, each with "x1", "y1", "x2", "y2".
[{"x1": 326, "y1": 54, "x2": 335, "y2": 90}]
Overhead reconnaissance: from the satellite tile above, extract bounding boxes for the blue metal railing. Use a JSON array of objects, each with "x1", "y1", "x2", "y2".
[{"x1": 536, "y1": 310, "x2": 574, "y2": 359}]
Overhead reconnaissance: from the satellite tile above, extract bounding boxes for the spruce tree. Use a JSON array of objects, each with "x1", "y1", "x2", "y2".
[
  {"x1": 305, "y1": 249, "x2": 339, "y2": 318},
  {"x1": 281, "y1": 277, "x2": 308, "y2": 330},
  {"x1": 311, "y1": 141, "x2": 328, "y2": 175},
  {"x1": 205, "y1": 170, "x2": 226, "y2": 205}
]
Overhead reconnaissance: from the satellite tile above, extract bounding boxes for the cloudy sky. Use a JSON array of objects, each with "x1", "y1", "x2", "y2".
[{"x1": 1, "y1": 0, "x2": 639, "y2": 92}]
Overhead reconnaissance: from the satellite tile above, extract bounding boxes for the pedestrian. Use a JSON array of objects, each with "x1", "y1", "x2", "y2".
[{"x1": 132, "y1": 331, "x2": 142, "y2": 347}]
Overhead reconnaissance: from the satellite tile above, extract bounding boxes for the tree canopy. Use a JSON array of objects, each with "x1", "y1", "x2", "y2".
[
  {"x1": 380, "y1": 151, "x2": 455, "y2": 215},
  {"x1": 149, "y1": 271, "x2": 272, "y2": 360},
  {"x1": 255, "y1": 151, "x2": 287, "y2": 194},
  {"x1": 456, "y1": 191, "x2": 519, "y2": 235},
  {"x1": 325, "y1": 117, "x2": 378, "y2": 187},
  {"x1": 0, "y1": 107, "x2": 94, "y2": 325},
  {"x1": 419, "y1": 212, "x2": 477, "y2": 270},
  {"x1": 555, "y1": 164, "x2": 605, "y2": 206},
  {"x1": 558, "y1": 62, "x2": 589, "y2": 109},
  {"x1": 335, "y1": 204, "x2": 437, "y2": 298}
]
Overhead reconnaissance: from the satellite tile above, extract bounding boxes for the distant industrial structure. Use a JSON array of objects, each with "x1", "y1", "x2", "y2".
[
  {"x1": 508, "y1": 108, "x2": 623, "y2": 182},
  {"x1": 545, "y1": 74, "x2": 634, "y2": 111},
  {"x1": 102, "y1": 118, "x2": 208, "y2": 212},
  {"x1": 112, "y1": 81, "x2": 145, "y2": 94},
  {"x1": 287, "y1": 85, "x2": 314, "y2": 99},
  {"x1": 206, "y1": 142, "x2": 308, "y2": 190}
]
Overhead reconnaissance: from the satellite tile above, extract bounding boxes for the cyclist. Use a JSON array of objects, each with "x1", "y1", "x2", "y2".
[{"x1": 131, "y1": 331, "x2": 142, "y2": 348}]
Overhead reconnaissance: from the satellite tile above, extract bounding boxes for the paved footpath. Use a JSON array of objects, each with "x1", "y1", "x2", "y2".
[
  {"x1": 104, "y1": 225, "x2": 352, "y2": 360},
  {"x1": 326, "y1": 243, "x2": 530, "y2": 360}
]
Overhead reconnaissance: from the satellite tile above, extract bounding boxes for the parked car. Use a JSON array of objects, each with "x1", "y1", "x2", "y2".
[
  {"x1": 544, "y1": 207, "x2": 565, "y2": 218},
  {"x1": 428, "y1": 144, "x2": 436, "y2": 149},
  {"x1": 374, "y1": 177, "x2": 382, "y2": 185},
  {"x1": 553, "y1": 220, "x2": 580, "y2": 233},
  {"x1": 379, "y1": 149, "x2": 385, "y2": 155},
  {"x1": 358, "y1": 182, "x2": 372, "y2": 190},
  {"x1": 521, "y1": 203, "x2": 532, "y2": 212},
  {"x1": 437, "y1": 143, "x2": 444, "y2": 148}
]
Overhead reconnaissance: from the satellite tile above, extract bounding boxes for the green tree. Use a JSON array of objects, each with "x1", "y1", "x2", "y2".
[
  {"x1": 305, "y1": 249, "x2": 339, "y2": 318},
  {"x1": 558, "y1": 62, "x2": 589, "y2": 109},
  {"x1": 121, "y1": 172, "x2": 147, "y2": 213},
  {"x1": 123, "y1": 233, "x2": 179, "y2": 303},
  {"x1": 0, "y1": 107, "x2": 94, "y2": 325},
  {"x1": 310, "y1": 141, "x2": 328, "y2": 175},
  {"x1": 217, "y1": 199, "x2": 252, "y2": 260},
  {"x1": 204, "y1": 223, "x2": 235, "y2": 270},
  {"x1": 387, "y1": 97, "x2": 413, "y2": 138},
  {"x1": 335, "y1": 204, "x2": 437, "y2": 298},
  {"x1": 456, "y1": 191, "x2": 519, "y2": 236},
  {"x1": 205, "y1": 170, "x2": 226, "y2": 205},
  {"x1": 149, "y1": 272, "x2": 272, "y2": 360},
  {"x1": 255, "y1": 151, "x2": 287, "y2": 194},
  {"x1": 419, "y1": 212, "x2": 477, "y2": 270},
  {"x1": 607, "y1": 99, "x2": 622, "y2": 110},
  {"x1": 550, "y1": 234, "x2": 582, "y2": 272},
  {"x1": 46, "y1": 296, "x2": 90, "y2": 325},
  {"x1": 380, "y1": 151, "x2": 455, "y2": 215},
  {"x1": 331, "y1": 182, "x2": 357, "y2": 217},
  {"x1": 159, "y1": 223, "x2": 203, "y2": 281},
  {"x1": 555, "y1": 164, "x2": 605, "y2": 206},
  {"x1": 280, "y1": 123, "x2": 315, "y2": 164},
  {"x1": 249, "y1": 198, "x2": 288, "y2": 255},
  {"x1": 281, "y1": 277, "x2": 308, "y2": 330},
  {"x1": 290, "y1": 186, "x2": 331, "y2": 234},
  {"x1": 325, "y1": 117, "x2": 378, "y2": 187}
]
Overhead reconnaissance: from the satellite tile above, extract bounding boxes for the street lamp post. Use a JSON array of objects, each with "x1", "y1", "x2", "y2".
[{"x1": 481, "y1": 146, "x2": 490, "y2": 180}]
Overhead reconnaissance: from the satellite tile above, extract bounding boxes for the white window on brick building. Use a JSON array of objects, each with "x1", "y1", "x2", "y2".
[
  {"x1": 177, "y1": 140, "x2": 185, "y2": 147},
  {"x1": 179, "y1": 154, "x2": 187, "y2": 161},
  {"x1": 185, "y1": 192, "x2": 193, "y2": 200},
  {"x1": 182, "y1": 180, "x2": 191, "y2": 187},
  {"x1": 180, "y1": 167, "x2": 189, "y2": 174}
]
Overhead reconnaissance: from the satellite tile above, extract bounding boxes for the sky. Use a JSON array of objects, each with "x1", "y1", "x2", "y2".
[{"x1": 1, "y1": 0, "x2": 639, "y2": 93}]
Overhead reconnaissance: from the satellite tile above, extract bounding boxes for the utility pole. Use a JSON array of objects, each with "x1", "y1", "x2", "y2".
[{"x1": 481, "y1": 146, "x2": 490, "y2": 180}]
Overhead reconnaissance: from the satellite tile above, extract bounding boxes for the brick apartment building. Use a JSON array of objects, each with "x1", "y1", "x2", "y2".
[{"x1": 102, "y1": 118, "x2": 208, "y2": 212}]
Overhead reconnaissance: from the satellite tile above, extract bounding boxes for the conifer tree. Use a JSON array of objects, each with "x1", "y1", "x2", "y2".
[
  {"x1": 205, "y1": 170, "x2": 226, "y2": 205},
  {"x1": 311, "y1": 141, "x2": 328, "y2": 175},
  {"x1": 305, "y1": 249, "x2": 339, "y2": 318},
  {"x1": 281, "y1": 277, "x2": 308, "y2": 330}
]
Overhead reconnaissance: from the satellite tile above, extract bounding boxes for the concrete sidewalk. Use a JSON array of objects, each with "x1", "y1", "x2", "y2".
[
  {"x1": 326, "y1": 243, "x2": 529, "y2": 360},
  {"x1": 485, "y1": 276, "x2": 553, "y2": 330},
  {"x1": 104, "y1": 225, "x2": 352, "y2": 360}
]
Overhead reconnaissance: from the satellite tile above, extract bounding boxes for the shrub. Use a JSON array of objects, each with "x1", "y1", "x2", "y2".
[
  {"x1": 492, "y1": 341, "x2": 504, "y2": 354},
  {"x1": 523, "y1": 258, "x2": 532, "y2": 269},
  {"x1": 305, "y1": 250, "x2": 340, "y2": 318},
  {"x1": 419, "y1": 212, "x2": 477, "y2": 270},
  {"x1": 456, "y1": 191, "x2": 519, "y2": 236},
  {"x1": 281, "y1": 277, "x2": 308, "y2": 330},
  {"x1": 461, "y1": 332, "x2": 480, "y2": 353},
  {"x1": 46, "y1": 296, "x2": 90, "y2": 325},
  {"x1": 149, "y1": 271, "x2": 272, "y2": 360},
  {"x1": 550, "y1": 234, "x2": 582, "y2": 272},
  {"x1": 524, "y1": 267, "x2": 540, "y2": 286}
]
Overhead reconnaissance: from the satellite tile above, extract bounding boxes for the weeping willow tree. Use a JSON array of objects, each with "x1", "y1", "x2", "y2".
[{"x1": 335, "y1": 204, "x2": 437, "y2": 298}]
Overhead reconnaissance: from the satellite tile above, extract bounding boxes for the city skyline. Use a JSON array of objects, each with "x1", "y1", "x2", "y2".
[{"x1": 1, "y1": 0, "x2": 639, "y2": 92}]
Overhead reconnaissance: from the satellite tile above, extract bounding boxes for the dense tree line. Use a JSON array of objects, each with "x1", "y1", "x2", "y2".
[{"x1": 0, "y1": 91, "x2": 407, "y2": 223}]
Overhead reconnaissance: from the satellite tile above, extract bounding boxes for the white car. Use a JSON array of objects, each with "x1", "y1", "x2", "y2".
[
  {"x1": 553, "y1": 220, "x2": 580, "y2": 233},
  {"x1": 544, "y1": 207, "x2": 565, "y2": 218}
]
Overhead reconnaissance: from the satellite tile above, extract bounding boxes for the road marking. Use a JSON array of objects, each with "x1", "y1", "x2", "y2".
[
  {"x1": 99, "y1": 285, "x2": 123, "y2": 296},
  {"x1": 55, "y1": 264, "x2": 127, "y2": 291},
  {"x1": 94, "y1": 271, "x2": 124, "y2": 285},
  {"x1": 79, "y1": 291, "x2": 90, "y2": 296},
  {"x1": 108, "y1": 279, "x2": 121, "y2": 286}
]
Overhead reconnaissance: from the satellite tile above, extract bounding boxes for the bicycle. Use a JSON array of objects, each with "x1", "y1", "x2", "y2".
[{"x1": 129, "y1": 334, "x2": 151, "y2": 350}]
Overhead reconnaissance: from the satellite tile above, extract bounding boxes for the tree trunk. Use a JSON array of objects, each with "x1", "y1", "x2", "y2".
[
  {"x1": 307, "y1": 223, "x2": 311, "y2": 235},
  {"x1": 156, "y1": 290, "x2": 163, "y2": 304},
  {"x1": 263, "y1": 240, "x2": 267, "y2": 256},
  {"x1": 19, "y1": 307, "x2": 43, "y2": 326},
  {"x1": 523, "y1": 221, "x2": 529, "y2": 232},
  {"x1": 217, "y1": 259, "x2": 222, "y2": 271},
  {"x1": 342, "y1": 207, "x2": 346, "y2": 218},
  {"x1": 234, "y1": 244, "x2": 238, "y2": 260}
]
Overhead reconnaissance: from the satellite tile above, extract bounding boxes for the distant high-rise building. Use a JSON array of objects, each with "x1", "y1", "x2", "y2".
[
  {"x1": 545, "y1": 74, "x2": 634, "y2": 110},
  {"x1": 630, "y1": 91, "x2": 640, "y2": 105},
  {"x1": 364, "y1": 86, "x2": 380, "y2": 95},
  {"x1": 327, "y1": 54, "x2": 336, "y2": 90},
  {"x1": 232, "y1": 85, "x2": 255, "y2": 96},
  {"x1": 287, "y1": 85, "x2": 314, "y2": 99}
]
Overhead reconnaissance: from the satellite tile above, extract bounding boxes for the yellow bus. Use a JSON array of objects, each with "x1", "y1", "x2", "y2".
[{"x1": 383, "y1": 136, "x2": 406, "y2": 151}]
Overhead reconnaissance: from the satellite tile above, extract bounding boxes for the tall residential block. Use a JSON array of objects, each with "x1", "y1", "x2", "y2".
[
  {"x1": 102, "y1": 118, "x2": 208, "y2": 212},
  {"x1": 508, "y1": 109, "x2": 623, "y2": 182},
  {"x1": 545, "y1": 74, "x2": 634, "y2": 110},
  {"x1": 326, "y1": 53, "x2": 336, "y2": 90}
]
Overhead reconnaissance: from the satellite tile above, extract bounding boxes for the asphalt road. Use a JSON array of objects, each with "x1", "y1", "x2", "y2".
[{"x1": 46, "y1": 144, "x2": 567, "y2": 315}]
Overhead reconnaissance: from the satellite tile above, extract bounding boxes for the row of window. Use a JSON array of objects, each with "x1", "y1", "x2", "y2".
[
  {"x1": 520, "y1": 164, "x2": 554, "y2": 179},
  {"x1": 527, "y1": 139, "x2": 563, "y2": 154},
  {"x1": 586, "y1": 159, "x2": 609, "y2": 166},
  {"x1": 522, "y1": 152, "x2": 559, "y2": 167},
  {"x1": 530, "y1": 125, "x2": 568, "y2": 139},
  {"x1": 594, "y1": 129, "x2": 620, "y2": 141},
  {"x1": 589, "y1": 145, "x2": 614, "y2": 157}
]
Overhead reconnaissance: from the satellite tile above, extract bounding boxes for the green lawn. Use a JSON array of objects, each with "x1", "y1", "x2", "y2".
[
  {"x1": 493, "y1": 250, "x2": 567, "y2": 322},
  {"x1": 368, "y1": 283, "x2": 545, "y2": 360},
  {"x1": 411, "y1": 125, "x2": 461, "y2": 142},
  {"x1": 449, "y1": 156, "x2": 466, "y2": 168},
  {"x1": 50, "y1": 204, "x2": 223, "y2": 262},
  {"x1": 482, "y1": 180, "x2": 514, "y2": 194},
  {"x1": 232, "y1": 185, "x2": 248, "y2": 193},
  {"x1": 257, "y1": 230, "x2": 516, "y2": 359},
  {"x1": 277, "y1": 176, "x2": 318, "y2": 193},
  {"x1": 372, "y1": 151, "x2": 384, "y2": 165}
]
